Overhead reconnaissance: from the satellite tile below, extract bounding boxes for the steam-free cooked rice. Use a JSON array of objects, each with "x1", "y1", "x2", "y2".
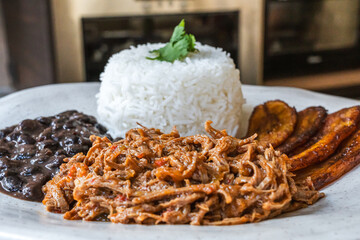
[{"x1": 96, "y1": 43, "x2": 245, "y2": 137}]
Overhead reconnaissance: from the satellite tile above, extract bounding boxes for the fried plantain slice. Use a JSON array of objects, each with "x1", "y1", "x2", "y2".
[
  {"x1": 247, "y1": 100, "x2": 297, "y2": 148},
  {"x1": 295, "y1": 127, "x2": 360, "y2": 190},
  {"x1": 288, "y1": 106, "x2": 360, "y2": 171},
  {"x1": 277, "y1": 106, "x2": 327, "y2": 154}
]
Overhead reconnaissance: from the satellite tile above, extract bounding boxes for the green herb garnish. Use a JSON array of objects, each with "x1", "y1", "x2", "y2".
[{"x1": 147, "y1": 19, "x2": 198, "y2": 63}]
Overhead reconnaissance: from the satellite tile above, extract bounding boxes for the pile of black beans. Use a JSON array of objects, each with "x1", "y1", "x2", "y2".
[{"x1": 0, "y1": 110, "x2": 111, "y2": 202}]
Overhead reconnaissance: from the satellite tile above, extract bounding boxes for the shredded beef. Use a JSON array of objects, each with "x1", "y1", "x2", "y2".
[{"x1": 42, "y1": 121, "x2": 323, "y2": 225}]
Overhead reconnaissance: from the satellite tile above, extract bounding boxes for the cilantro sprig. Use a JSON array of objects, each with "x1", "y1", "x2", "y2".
[{"x1": 147, "y1": 19, "x2": 198, "y2": 63}]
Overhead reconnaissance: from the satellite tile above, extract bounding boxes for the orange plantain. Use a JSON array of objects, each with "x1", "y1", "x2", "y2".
[
  {"x1": 277, "y1": 106, "x2": 327, "y2": 154},
  {"x1": 288, "y1": 106, "x2": 360, "y2": 171},
  {"x1": 295, "y1": 126, "x2": 360, "y2": 190},
  {"x1": 247, "y1": 100, "x2": 297, "y2": 148}
]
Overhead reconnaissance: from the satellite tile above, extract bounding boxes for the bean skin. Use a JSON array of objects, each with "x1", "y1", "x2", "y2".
[
  {"x1": 0, "y1": 110, "x2": 113, "y2": 202},
  {"x1": 1, "y1": 175, "x2": 23, "y2": 192}
]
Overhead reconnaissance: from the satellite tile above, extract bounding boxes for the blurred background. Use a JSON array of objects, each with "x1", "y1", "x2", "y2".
[{"x1": 0, "y1": 0, "x2": 360, "y2": 98}]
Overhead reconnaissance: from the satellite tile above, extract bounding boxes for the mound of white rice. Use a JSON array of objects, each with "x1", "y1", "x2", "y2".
[{"x1": 97, "y1": 43, "x2": 245, "y2": 137}]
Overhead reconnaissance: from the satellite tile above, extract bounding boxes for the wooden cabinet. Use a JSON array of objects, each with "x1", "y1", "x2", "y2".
[{"x1": 1, "y1": 0, "x2": 55, "y2": 89}]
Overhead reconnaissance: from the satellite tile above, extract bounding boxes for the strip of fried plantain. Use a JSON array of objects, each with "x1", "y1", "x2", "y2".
[
  {"x1": 288, "y1": 106, "x2": 360, "y2": 171},
  {"x1": 247, "y1": 100, "x2": 297, "y2": 148},
  {"x1": 295, "y1": 127, "x2": 360, "y2": 190},
  {"x1": 277, "y1": 107, "x2": 327, "y2": 155}
]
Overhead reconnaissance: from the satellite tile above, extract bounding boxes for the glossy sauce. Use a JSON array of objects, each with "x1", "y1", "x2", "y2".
[{"x1": 0, "y1": 110, "x2": 111, "y2": 202}]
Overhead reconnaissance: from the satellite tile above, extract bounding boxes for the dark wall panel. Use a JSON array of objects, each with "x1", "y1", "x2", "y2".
[{"x1": 1, "y1": 0, "x2": 55, "y2": 89}]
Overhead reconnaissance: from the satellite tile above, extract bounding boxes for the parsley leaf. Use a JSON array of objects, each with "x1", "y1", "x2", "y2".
[{"x1": 147, "y1": 19, "x2": 198, "y2": 63}]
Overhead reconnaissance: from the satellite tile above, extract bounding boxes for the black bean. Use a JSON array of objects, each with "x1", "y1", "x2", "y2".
[
  {"x1": 78, "y1": 137, "x2": 91, "y2": 146},
  {"x1": 18, "y1": 134, "x2": 36, "y2": 144},
  {"x1": 1, "y1": 176, "x2": 23, "y2": 192},
  {"x1": 50, "y1": 133, "x2": 61, "y2": 142},
  {"x1": 17, "y1": 145, "x2": 36, "y2": 157},
  {"x1": 0, "y1": 147, "x2": 9, "y2": 157},
  {"x1": 65, "y1": 144, "x2": 88, "y2": 155},
  {"x1": 21, "y1": 182, "x2": 44, "y2": 201},
  {"x1": 51, "y1": 122, "x2": 63, "y2": 131},
  {"x1": 63, "y1": 121, "x2": 75, "y2": 129},
  {"x1": 60, "y1": 136, "x2": 78, "y2": 147},
  {"x1": 2, "y1": 126, "x2": 15, "y2": 136},
  {"x1": 31, "y1": 152, "x2": 51, "y2": 164},
  {"x1": 20, "y1": 165, "x2": 40, "y2": 176},
  {"x1": 19, "y1": 119, "x2": 40, "y2": 132},
  {"x1": 36, "y1": 127, "x2": 52, "y2": 141},
  {"x1": 14, "y1": 153, "x2": 32, "y2": 161},
  {"x1": 0, "y1": 110, "x2": 110, "y2": 202},
  {"x1": 37, "y1": 139, "x2": 58, "y2": 151},
  {"x1": 95, "y1": 123, "x2": 108, "y2": 134},
  {"x1": 0, "y1": 158, "x2": 8, "y2": 169},
  {"x1": 113, "y1": 136, "x2": 122, "y2": 142},
  {"x1": 5, "y1": 132, "x2": 20, "y2": 142},
  {"x1": 70, "y1": 113, "x2": 92, "y2": 122},
  {"x1": 62, "y1": 110, "x2": 77, "y2": 116},
  {"x1": 30, "y1": 157, "x2": 43, "y2": 165},
  {"x1": 88, "y1": 116, "x2": 97, "y2": 124},
  {"x1": 78, "y1": 130, "x2": 90, "y2": 138},
  {"x1": 36, "y1": 116, "x2": 52, "y2": 125},
  {"x1": 0, "y1": 169, "x2": 5, "y2": 179},
  {"x1": 42, "y1": 148, "x2": 53, "y2": 156},
  {"x1": 54, "y1": 149, "x2": 66, "y2": 156},
  {"x1": 45, "y1": 158, "x2": 63, "y2": 170},
  {"x1": 31, "y1": 173, "x2": 46, "y2": 183}
]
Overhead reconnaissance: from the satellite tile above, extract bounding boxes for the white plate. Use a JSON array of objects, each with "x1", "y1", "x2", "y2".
[{"x1": 0, "y1": 83, "x2": 359, "y2": 240}]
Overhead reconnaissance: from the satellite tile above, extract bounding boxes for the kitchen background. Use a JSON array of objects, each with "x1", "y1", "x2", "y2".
[{"x1": 0, "y1": 0, "x2": 360, "y2": 98}]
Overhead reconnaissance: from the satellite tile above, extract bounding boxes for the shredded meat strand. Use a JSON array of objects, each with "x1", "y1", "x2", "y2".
[{"x1": 42, "y1": 121, "x2": 323, "y2": 225}]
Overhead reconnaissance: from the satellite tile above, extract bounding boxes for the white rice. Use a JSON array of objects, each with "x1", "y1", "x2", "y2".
[{"x1": 97, "y1": 43, "x2": 245, "y2": 137}]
